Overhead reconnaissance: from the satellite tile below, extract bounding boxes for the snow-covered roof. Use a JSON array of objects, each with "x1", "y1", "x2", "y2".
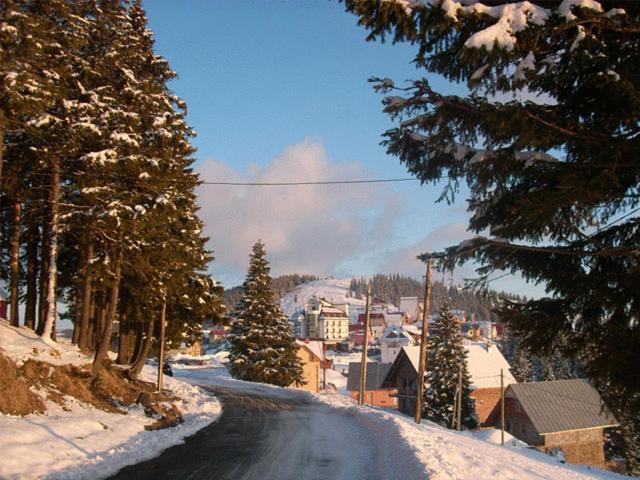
[
  {"x1": 396, "y1": 342, "x2": 517, "y2": 390},
  {"x1": 403, "y1": 346, "x2": 421, "y2": 373},
  {"x1": 464, "y1": 341, "x2": 517, "y2": 389},
  {"x1": 296, "y1": 340, "x2": 324, "y2": 361},
  {"x1": 381, "y1": 325, "x2": 413, "y2": 342}
]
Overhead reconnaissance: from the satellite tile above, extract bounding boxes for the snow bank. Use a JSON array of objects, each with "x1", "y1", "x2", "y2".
[
  {"x1": 0, "y1": 321, "x2": 221, "y2": 480},
  {"x1": 314, "y1": 393, "x2": 625, "y2": 480}
]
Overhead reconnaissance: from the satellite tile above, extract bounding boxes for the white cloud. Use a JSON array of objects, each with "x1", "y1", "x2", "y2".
[
  {"x1": 197, "y1": 139, "x2": 405, "y2": 285},
  {"x1": 377, "y1": 223, "x2": 474, "y2": 279}
]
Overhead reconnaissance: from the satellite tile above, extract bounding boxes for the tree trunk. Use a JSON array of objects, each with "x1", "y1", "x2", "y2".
[
  {"x1": 76, "y1": 228, "x2": 94, "y2": 347},
  {"x1": 0, "y1": 108, "x2": 5, "y2": 188},
  {"x1": 92, "y1": 246, "x2": 122, "y2": 377},
  {"x1": 9, "y1": 199, "x2": 21, "y2": 327},
  {"x1": 72, "y1": 288, "x2": 81, "y2": 344},
  {"x1": 130, "y1": 318, "x2": 144, "y2": 366},
  {"x1": 41, "y1": 160, "x2": 60, "y2": 341},
  {"x1": 24, "y1": 220, "x2": 39, "y2": 330},
  {"x1": 97, "y1": 295, "x2": 108, "y2": 342},
  {"x1": 116, "y1": 312, "x2": 131, "y2": 365},
  {"x1": 128, "y1": 315, "x2": 155, "y2": 380},
  {"x1": 36, "y1": 203, "x2": 51, "y2": 335}
]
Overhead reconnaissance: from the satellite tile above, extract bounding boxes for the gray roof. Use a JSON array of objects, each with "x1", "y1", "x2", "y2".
[
  {"x1": 346, "y1": 362, "x2": 392, "y2": 391},
  {"x1": 509, "y1": 379, "x2": 618, "y2": 435}
]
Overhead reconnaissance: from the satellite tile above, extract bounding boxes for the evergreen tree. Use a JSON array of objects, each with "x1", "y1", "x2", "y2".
[
  {"x1": 228, "y1": 241, "x2": 304, "y2": 387},
  {"x1": 342, "y1": 1, "x2": 639, "y2": 470},
  {"x1": 424, "y1": 303, "x2": 476, "y2": 429}
]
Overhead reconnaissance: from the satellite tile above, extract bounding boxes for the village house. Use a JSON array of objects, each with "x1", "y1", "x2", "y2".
[
  {"x1": 300, "y1": 297, "x2": 349, "y2": 348},
  {"x1": 358, "y1": 312, "x2": 386, "y2": 339},
  {"x1": 289, "y1": 310, "x2": 305, "y2": 338},
  {"x1": 382, "y1": 343, "x2": 517, "y2": 424},
  {"x1": 488, "y1": 379, "x2": 618, "y2": 466},
  {"x1": 208, "y1": 325, "x2": 228, "y2": 343},
  {"x1": 465, "y1": 341, "x2": 517, "y2": 425},
  {"x1": 294, "y1": 339, "x2": 324, "y2": 393},
  {"x1": 381, "y1": 346, "x2": 420, "y2": 416},
  {"x1": 399, "y1": 296, "x2": 419, "y2": 323},
  {"x1": 346, "y1": 362, "x2": 397, "y2": 408},
  {"x1": 380, "y1": 325, "x2": 416, "y2": 363}
]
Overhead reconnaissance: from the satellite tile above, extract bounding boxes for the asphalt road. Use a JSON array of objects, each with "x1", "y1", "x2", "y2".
[{"x1": 108, "y1": 386, "x2": 381, "y2": 480}]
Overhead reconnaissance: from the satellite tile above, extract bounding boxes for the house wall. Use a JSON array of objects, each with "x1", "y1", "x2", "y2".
[
  {"x1": 320, "y1": 317, "x2": 349, "y2": 342},
  {"x1": 349, "y1": 389, "x2": 398, "y2": 408},
  {"x1": 392, "y1": 361, "x2": 418, "y2": 416},
  {"x1": 470, "y1": 387, "x2": 502, "y2": 425},
  {"x1": 543, "y1": 428, "x2": 605, "y2": 466},
  {"x1": 502, "y1": 398, "x2": 543, "y2": 446},
  {"x1": 295, "y1": 347, "x2": 320, "y2": 393}
]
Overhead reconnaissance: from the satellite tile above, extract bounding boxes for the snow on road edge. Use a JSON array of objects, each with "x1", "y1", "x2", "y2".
[
  {"x1": 314, "y1": 393, "x2": 625, "y2": 480},
  {"x1": 0, "y1": 321, "x2": 222, "y2": 480}
]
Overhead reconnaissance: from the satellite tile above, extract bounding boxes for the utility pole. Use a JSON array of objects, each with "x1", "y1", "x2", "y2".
[
  {"x1": 451, "y1": 384, "x2": 459, "y2": 429},
  {"x1": 500, "y1": 368, "x2": 505, "y2": 445},
  {"x1": 456, "y1": 361, "x2": 463, "y2": 431},
  {"x1": 322, "y1": 340, "x2": 327, "y2": 390},
  {"x1": 157, "y1": 300, "x2": 167, "y2": 394},
  {"x1": 358, "y1": 282, "x2": 371, "y2": 406},
  {"x1": 414, "y1": 258, "x2": 432, "y2": 424}
]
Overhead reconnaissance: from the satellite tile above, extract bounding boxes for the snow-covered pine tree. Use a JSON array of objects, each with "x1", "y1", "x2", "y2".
[
  {"x1": 228, "y1": 241, "x2": 304, "y2": 387},
  {"x1": 424, "y1": 303, "x2": 476, "y2": 429},
  {"x1": 342, "y1": 0, "x2": 639, "y2": 469}
]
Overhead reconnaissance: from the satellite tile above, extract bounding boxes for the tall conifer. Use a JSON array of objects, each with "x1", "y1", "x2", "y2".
[
  {"x1": 424, "y1": 303, "x2": 476, "y2": 429},
  {"x1": 228, "y1": 241, "x2": 304, "y2": 387}
]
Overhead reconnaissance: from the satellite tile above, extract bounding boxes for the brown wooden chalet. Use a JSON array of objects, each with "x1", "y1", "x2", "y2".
[
  {"x1": 381, "y1": 346, "x2": 420, "y2": 416},
  {"x1": 488, "y1": 379, "x2": 618, "y2": 466}
]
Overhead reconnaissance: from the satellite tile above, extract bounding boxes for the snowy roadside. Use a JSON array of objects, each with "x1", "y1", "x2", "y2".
[
  {"x1": 314, "y1": 393, "x2": 626, "y2": 480},
  {"x1": 0, "y1": 321, "x2": 222, "y2": 480},
  {"x1": 176, "y1": 364, "x2": 626, "y2": 480}
]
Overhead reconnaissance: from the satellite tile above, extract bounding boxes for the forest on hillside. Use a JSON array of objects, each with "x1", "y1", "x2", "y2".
[{"x1": 349, "y1": 274, "x2": 525, "y2": 323}]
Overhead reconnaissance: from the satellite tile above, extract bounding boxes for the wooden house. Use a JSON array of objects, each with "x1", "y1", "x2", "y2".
[
  {"x1": 382, "y1": 343, "x2": 517, "y2": 424},
  {"x1": 294, "y1": 340, "x2": 324, "y2": 393},
  {"x1": 488, "y1": 379, "x2": 618, "y2": 466},
  {"x1": 346, "y1": 362, "x2": 397, "y2": 408},
  {"x1": 381, "y1": 346, "x2": 421, "y2": 416}
]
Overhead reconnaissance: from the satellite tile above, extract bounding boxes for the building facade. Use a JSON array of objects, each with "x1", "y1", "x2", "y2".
[{"x1": 488, "y1": 379, "x2": 618, "y2": 466}]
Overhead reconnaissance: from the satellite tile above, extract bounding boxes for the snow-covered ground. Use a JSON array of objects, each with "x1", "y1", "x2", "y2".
[
  {"x1": 317, "y1": 394, "x2": 625, "y2": 480},
  {"x1": 280, "y1": 278, "x2": 360, "y2": 317},
  {"x1": 176, "y1": 363, "x2": 625, "y2": 480},
  {"x1": 0, "y1": 321, "x2": 221, "y2": 480}
]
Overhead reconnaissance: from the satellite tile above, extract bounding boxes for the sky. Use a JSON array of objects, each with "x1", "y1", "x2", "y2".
[{"x1": 144, "y1": 0, "x2": 544, "y2": 296}]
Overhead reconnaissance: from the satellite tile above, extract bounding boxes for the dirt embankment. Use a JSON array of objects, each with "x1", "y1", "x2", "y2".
[{"x1": 0, "y1": 352, "x2": 182, "y2": 429}]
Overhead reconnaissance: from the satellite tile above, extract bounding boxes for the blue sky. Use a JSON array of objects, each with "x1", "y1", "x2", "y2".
[{"x1": 144, "y1": 1, "x2": 542, "y2": 296}]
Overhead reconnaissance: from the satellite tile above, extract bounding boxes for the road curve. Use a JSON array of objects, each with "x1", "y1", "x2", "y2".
[{"x1": 108, "y1": 385, "x2": 381, "y2": 480}]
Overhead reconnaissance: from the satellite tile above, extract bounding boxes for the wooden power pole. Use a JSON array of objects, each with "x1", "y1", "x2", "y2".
[
  {"x1": 456, "y1": 361, "x2": 463, "y2": 431},
  {"x1": 414, "y1": 258, "x2": 432, "y2": 424},
  {"x1": 358, "y1": 282, "x2": 371, "y2": 406},
  {"x1": 157, "y1": 300, "x2": 167, "y2": 394},
  {"x1": 500, "y1": 368, "x2": 505, "y2": 445}
]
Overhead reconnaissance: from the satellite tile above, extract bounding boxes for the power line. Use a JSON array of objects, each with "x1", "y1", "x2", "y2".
[{"x1": 198, "y1": 178, "x2": 419, "y2": 186}]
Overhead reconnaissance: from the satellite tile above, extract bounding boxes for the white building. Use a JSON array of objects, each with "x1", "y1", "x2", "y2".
[
  {"x1": 301, "y1": 296, "x2": 349, "y2": 345},
  {"x1": 319, "y1": 305, "x2": 349, "y2": 345},
  {"x1": 399, "y1": 296, "x2": 419, "y2": 322},
  {"x1": 380, "y1": 325, "x2": 416, "y2": 363}
]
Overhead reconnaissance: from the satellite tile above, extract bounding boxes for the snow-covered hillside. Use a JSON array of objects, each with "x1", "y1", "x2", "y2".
[
  {"x1": 280, "y1": 277, "x2": 395, "y2": 320},
  {"x1": 0, "y1": 321, "x2": 221, "y2": 480}
]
